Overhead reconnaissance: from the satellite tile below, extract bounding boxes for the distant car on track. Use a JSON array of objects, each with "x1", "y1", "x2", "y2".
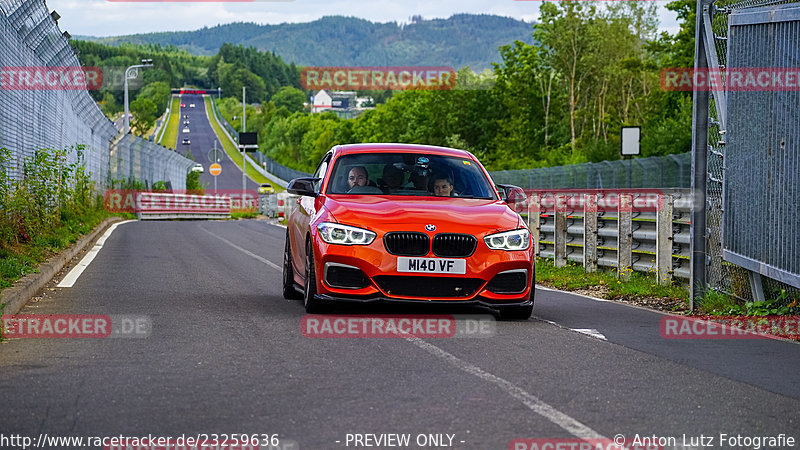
[
  {"x1": 182, "y1": 128, "x2": 190, "y2": 134},
  {"x1": 189, "y1": 103, "x2": 196, "y2": 108},
  {"x1": 284, "y1": 143, "x2": 533, "y2": 320},
  {"x1": 181, "y1": 103, "x2": 186, "y2": 108},
  {"x1": 258, "y1": 183, "x2": 275, "y2": 194},
  {"x1": 182, "y1": 138, "x2": 190, "y2": 145},
  {"x1": 191, "y1": 163, "x2": 203, "y2": 173}
]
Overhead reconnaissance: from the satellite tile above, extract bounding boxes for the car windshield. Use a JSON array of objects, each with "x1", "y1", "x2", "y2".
[{"x1": 326, "y1": 152, "x2": 497, "y2": 199}]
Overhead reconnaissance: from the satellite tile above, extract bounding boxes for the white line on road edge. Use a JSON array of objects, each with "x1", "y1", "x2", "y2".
[
  {"x1": 57, "y1": 220, "x2": 136, "y2": 288},
  {"x1": 572, "y1": 329, "x2": 608, "y2": 340},
  {"x1": 199, "y1": 226, "x2": 281, "y2": 271},
  {"x1": 537, "y1": 318, "x2": 608, "y2": 342},
  {"x1": 405, "y1": 337, "x2": 607, "y2": 440}
]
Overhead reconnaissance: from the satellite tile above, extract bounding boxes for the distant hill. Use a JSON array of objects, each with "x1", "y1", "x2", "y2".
[{"x1": 77, "y1": 14, "x2": 534, "y2": 71}]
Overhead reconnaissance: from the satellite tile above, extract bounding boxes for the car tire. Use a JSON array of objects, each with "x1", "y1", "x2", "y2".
[
  {"x1": 497, "y1": 304, "x2": 533, "y2": 321},
  {"x1": 282, "y1": 231, "x2": 302, "y2": 300},
  {"x1": 303, "y1": 240, "x2": 325, "y2": 313}
]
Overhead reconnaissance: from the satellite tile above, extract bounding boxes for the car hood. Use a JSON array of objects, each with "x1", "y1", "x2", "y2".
[{"x1": 322, "y1": 195, "x2": 522, "y2": 234}]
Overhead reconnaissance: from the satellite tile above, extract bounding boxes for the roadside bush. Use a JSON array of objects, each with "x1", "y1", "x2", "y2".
[{"x1": 0, "y1": 145, "x2": 97, "y2": 247}]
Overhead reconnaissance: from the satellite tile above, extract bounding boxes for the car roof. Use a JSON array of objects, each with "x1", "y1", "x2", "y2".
[{"x1": 335, "y1": 143, "x2": 475, "y2": 159}]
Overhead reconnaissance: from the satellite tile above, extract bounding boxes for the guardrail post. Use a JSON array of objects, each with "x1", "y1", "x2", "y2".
[
  {"x1": 554, "y1": 194, "x2": 567, "y2": 267},
  {"x1": 583, "y1": 193, "x2": 598, "y2": 273},
  {"x1": 617, "y1": 194, "x2": 633, "y2": 281},
  {"x1": 656, "y1": 194, "x2": 674, "y2": 285},
  {"x1": 528, "y1": 193, "x2": 541, "y2": 257}
]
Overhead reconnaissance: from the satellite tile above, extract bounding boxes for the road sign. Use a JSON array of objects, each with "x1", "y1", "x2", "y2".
[
  {"x1": 239, "y1": 132, "x2": 258, "y2": 145},
  {"x1": 621, "y1": 126, "x2": 641, "y2": 156},
  {"x1": 208, "y1": 148, "x2": 223, "y2": 163},
  {"x1": 209, "y1": 163, "x2": 222, "y2": 176}
]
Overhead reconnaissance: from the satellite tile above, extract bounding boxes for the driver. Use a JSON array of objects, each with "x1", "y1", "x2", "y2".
[
  {"x1": 347, "y1": 166, "x2": 369, "y2": 190},
  {"x1": 432, "y1": 175, "x2": 456, "y2": 197}
]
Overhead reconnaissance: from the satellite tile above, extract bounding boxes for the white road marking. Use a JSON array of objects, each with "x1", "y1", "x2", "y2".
[
  {"x1": 572, "y1": 329, "x2": 608, "y2": 340},
  {"x1": 57, "y1": 220, "x2": 136, "y2": 288},
  {"x1": 406, "y1": 337, "x2": 607, "y2": 440},
  {"x1": 199, "y1": 226, "x2": 281, "y2": 271},
  {"x1": 537, "y1": 318, "x2": 608, "y2": 341}
]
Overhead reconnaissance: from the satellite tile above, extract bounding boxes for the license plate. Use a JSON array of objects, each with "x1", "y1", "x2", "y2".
[{"x1": 397, "y1": 257, "x2": 466, "y2": 274}]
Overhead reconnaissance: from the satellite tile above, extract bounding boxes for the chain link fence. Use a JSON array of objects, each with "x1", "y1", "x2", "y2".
[
  {"x1": 693, "y1": 0, "x2": 800, "y2": 303},
  {"x1": 109, "y1": 134, "x2": 195, "y2": 189},
  {"x1": 0, "y1": 0, "x2": 194, "y2": 191},
  {"x1": 491, "y1": 153, "x2": 691, "y2": 190}
]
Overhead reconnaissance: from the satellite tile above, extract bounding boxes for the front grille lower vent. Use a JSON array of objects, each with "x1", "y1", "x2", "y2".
[{"x1": 374, "y1": 275, "x2": 483, "y2": 298}]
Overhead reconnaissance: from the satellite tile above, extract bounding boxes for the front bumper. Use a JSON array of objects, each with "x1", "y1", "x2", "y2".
[{"x1": 311, "y1": 238, "x2": 535, "y2": 306}]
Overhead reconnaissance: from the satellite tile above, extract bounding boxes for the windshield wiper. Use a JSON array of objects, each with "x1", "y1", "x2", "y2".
[{"x1": 457, "y1": 195, "x2": 494, "y2": 200}]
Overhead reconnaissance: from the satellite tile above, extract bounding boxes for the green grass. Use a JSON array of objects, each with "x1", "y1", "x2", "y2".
[
  {"x1": 697, "y1": 288, "x2": 800, "y2": 316},
  {"x1": 159, "y1": 96, "x2": 181, "y2": 150},
  {"x1": 231, "y1": 212, "x2": 259, "y2": 220},
  {"x1": 0, "y1": 208, "x2": 123, "y2": 293},
  {"x1": 534, "y1": 257, "x2": 689, "y2": 302},
  {"x1": 204, "y1": 97, "x2": 285, "y2": 192}
]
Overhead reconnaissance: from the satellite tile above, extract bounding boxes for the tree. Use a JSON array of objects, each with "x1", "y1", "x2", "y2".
[
  {"x1": 137, "y1": 81, "x2": 171, "y2": 113},
  {"x1": 271, "y1": 86, "x2": 307, "y2": 113},
  {"x1": 220, "y1": 67, "x2": 266, "y2": 104},
  {"x1": 129, "y1": 97, "x2": 157, "y2": 136},
  {"x1": 100, "y1": 92, "x2": 119, "y2": 117},
  {"x1": 535, "y1": 2, "x2": 600, "y2": 155}
]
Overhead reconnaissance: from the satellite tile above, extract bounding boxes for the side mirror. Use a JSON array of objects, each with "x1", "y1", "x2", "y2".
[
  {"x1": 497, "y1": 184, "x2": 527, "y2": 213},
  {"x1": 287, "y1": 177, "x2": 321, "y2": 197}
]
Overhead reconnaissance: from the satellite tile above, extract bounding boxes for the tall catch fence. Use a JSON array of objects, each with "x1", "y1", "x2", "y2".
[
  {"x1": 110, "y1": 134, "x2": 195, "y2": 189},
  {"x1": 0, "y1": 0, "x2": 194, "y2": 190},
  {"x1": 692, "y1": 0, "x2": 800, "y2": 305},
  {"x1": 491, "y1": 153, "x2": 691, "y2": 190}
]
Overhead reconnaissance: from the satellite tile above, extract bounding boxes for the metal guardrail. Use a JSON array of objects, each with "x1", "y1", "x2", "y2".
[
  {"x1": 525, "y1": 190, "x2": 692, "y2": 285},
  {"x1": 271, "y1": 190, "x2": 689, "y2": 284},
  {"x1": 135, "y1": 192, "x2": 231, "y2": 220}
]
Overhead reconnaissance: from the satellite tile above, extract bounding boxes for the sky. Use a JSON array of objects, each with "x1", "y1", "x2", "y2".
[{"x1": 46, "y1": 0, "x2": 680, "y2": 38}]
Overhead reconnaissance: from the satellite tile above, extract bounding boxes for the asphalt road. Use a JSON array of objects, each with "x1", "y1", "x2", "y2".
[
  {"x1": 175, "y1": 93, "x2": 259, "y2": 192},
  {"x1": 0, "y1": 220, "x2": 798, "y2": 450}
]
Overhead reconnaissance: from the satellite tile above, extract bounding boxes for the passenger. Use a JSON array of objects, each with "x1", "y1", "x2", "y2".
[
  {"x1": 347, "y1": 166, "x2": 369, "y2": 190},
  {"x1": 379, "y1": 164, "x2": 404, "y2": 193},
  {"x1": 405, "y1": 172, "x2": 429, "y2": 191},
  {"x1": 432, "y1": 176, "x2": 457, "y2": 197}
]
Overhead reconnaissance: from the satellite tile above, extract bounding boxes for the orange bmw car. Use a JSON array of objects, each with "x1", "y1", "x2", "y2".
[{"x1": 284, "y1": 143, "x2": 534, "y2": 320}]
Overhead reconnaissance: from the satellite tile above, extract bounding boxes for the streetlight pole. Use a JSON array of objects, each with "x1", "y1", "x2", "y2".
[
  {"x1": 123, "y1": 59, "x2": 153, "y2": 135},
  {"x1": 242, "y1": 86, "x2": 247, "y2": 199}
]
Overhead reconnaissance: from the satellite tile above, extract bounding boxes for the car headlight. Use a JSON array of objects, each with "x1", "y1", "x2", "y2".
[
  {"x1": 484, "y1": 229, "x2": 530, "y2": 251},
  {"x1": 317, "y1": 222, "x2": 376, "y2": 246}
]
